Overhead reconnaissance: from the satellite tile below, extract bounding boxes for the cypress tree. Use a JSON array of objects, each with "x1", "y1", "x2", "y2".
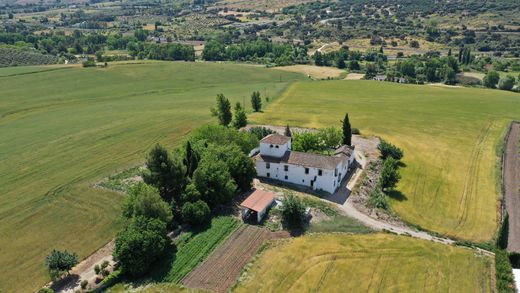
[
  {"x1": 284, "y1": 124, "x2": 292, "y2": 137},
  {"x1": 251, "y1": 91, "x2": 262, "y2": 112},
  {"x1": 497, "y1": 212, "x2": 509, "y2": 249},
  {"x1": 183, "y1": 141, "x2": 198, "y2": 178},
  {"x1": 342, "y1": 113, "x2": 352, "y2": 146},
  {"x1": 211, "y1": 94, "x2": 232, "y2": 126}
]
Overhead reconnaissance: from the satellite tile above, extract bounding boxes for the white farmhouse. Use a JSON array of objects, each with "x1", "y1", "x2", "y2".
[{"x1": 254, "y1": 134, "x2": 355, "y2": 194}]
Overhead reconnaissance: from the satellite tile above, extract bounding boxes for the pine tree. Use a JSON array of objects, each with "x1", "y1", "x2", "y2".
[
  {"x1": 211, "y1": 94, "x2": 232, "y2": 126},
  {"x1": 342, "y1": 113, "x2": 352, "y2": 146},
  {"x1": 284, "y1": 125, "x2": 292, "y2": 137}
]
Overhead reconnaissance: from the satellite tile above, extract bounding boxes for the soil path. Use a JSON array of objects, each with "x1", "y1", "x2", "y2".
[
  {"x1": 504, "y1": 122, "x2": 520, "y2": 252},
  {"x1": 51, "y1": 241, "x2": 115, "y2": 293},
  {"x1": 182, "y1": 225, "x2": 289, "y2": 293}
]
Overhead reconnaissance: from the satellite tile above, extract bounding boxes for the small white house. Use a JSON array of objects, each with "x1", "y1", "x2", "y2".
[{"x1": 254, "y1": 134, "x2": 355, "y2": 194}]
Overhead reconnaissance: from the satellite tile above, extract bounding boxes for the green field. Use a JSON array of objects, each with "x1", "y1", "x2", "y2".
[
  {"x1": 251, "y1": 80, "x2": 520, "y2": 242},
  {"x1": 0, "y1": 61, "x2": 304, "y2": 293},
  {"x1": 234, "y1": 234, "x2": 492, "y2": 292}
]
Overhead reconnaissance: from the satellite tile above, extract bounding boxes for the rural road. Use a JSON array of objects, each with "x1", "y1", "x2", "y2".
[{"x1": 504, "y1": 122, "x2": 520, "y2": 252}]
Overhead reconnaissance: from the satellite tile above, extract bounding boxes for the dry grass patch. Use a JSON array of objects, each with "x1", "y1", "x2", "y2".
[{"x1": 272, "y1": 65, "x2": 344, "y2": 79}]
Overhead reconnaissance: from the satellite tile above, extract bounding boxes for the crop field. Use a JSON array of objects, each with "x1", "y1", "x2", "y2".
[
  {"x1": 0, "y1": 61, "x2": 304, "y2": 293},
  {"x1": 182, "y1": 225, "x2": 289, "y2": 293},
  {"x1": 234, "y1": 234, "x2": 493, "y2": 293},
  {"x1": 148, "y1": 216, "x2": 241, "y2": 284},
  {"x1": 251, "y1": 80, "x2": 520, "y2": 242}
]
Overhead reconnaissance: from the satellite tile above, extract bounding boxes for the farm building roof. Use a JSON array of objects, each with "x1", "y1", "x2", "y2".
[
  {"x1": 256, "y1": 149, "x2": 349, "y2": 170},
  {"x1": 240, "y1": 189, "x2": 275, "y2": 212},
  {"x1": 334, "y1": 145, "x2": 354, "y2": 157},
  {"x1": 260, "y1": 134, "x2": 291, "y2": 145}
]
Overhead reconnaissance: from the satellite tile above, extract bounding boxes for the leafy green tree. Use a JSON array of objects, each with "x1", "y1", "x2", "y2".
[
  {"x1": 498, "y1": 75, "x2": 516, "y2": 91},
  {"x1": 232, "y1": 102, "x2": 247, "y2": 129},
  {"x1": 380, "y1": 157, "x2": 401, "y2": 190},
  {"x1": 292, "y1": 131, "x2": 321, "y2": 152},
  {"x1": 45, "y1": 250, "x2": 78, "y2": 280},
  {"x1": 183, "y1": 141, "x2": 199, "y2": 178},
  {"x1": 204, "y1": 144, "x2": 256, "y2": 191},
  {"x1": 444, "y1": 67, "x2": 457, "y2": 85},
  {"x1": 364, "y1": 63, "x2": 377, "y2": 79},
  {"x1": 337, "y1": 56, "x2": 346, "y2": 69},
  {"x1": 251, "y1": 91, "x2": 262, "y2": 112},
  {"x1": 249, "y1": 126, "x2": 275, "y2": 140},
  {"x1": 342, "y1": 113, "x2": 352, "y2": 146},
  {"x1": 313, "y1": 51, "x2": 323, "y2": 66},
  {"x1": 122, "y1": 183, "x2": 173, "y2": 224},
  {"x1": 202, "y1": 40, "x2": 226, "y2": 61},
  {"x1": 189, "y1": 124, "x2": 258, "y2": 154},
  {"x1": 281, "y1": 194, "x2": 306, "y2": 229},
  {"x1": 318, "y1": 126, "x2": 342, "y2": 150},
  {"x1": 483, "y1": 70, "x2": 500, "y2": 88},
  {"x1": 143, "y1": 144, "x2": 186, "y2": 203},
  {"x1": 211, "y1": 94, "x2": 232, "y2": 126},
  {"x1": 134, "y1": 29, "x2": 148, "y2": 42},
  {"x1": 180, "y1": 183, "x2": 202, "y2": 203},
  {"x1": 378, "y1": 140, "x2": 403, "y2": 160},
  {"x1": 193, "y1": 156, "x2": 236, "y2": 207},
  {"x1": 368, "y1": 183, "x2": 388, "y2": 209},
  {"x1": 113, "y1": 216, "x2": 168, "y2": 277},
  {"x1": 284, "y1": 125, "x2": 292, "y2": 137},
  {"x1": 181, "y1": 200, "x2": 211, "y2": 226}
]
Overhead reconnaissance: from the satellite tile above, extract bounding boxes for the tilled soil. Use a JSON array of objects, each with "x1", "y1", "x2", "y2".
[
  {"x1": 504, "y1": 122, "x2": 520, "y2": 252},
  {"x1": 182, "y1": 225, "x2": 289, "y2": 293}
]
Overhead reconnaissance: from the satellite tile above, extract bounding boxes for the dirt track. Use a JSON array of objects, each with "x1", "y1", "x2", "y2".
[
  {"x1": 504, "y1": 122, "x2": 520, "y2": 252},
  {"x1": 182, "y1": 225, "x2": 289, "y2": 293}
]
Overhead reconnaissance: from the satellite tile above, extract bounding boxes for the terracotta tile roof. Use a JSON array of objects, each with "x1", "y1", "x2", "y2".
[
  {"x1": 240, "y1": 189, "x2": 275, "y2": 212},
  {"x1": 256, "y1": 150, "x2": 347, "y2": 170},
  {"x1": 260, "y1": 134, "x2": 290, "y2": 145}
]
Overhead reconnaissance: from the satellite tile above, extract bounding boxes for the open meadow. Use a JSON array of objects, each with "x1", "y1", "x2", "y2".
[
  {"x1": 250, "y1": 80, "x2": 520, "y2": 242},
  {"x1": 0, "y1": 61, "x2": 304, "y2": 292},
  {"x1": 234, "y1": 233, "x2": 493, "y2": 293}
]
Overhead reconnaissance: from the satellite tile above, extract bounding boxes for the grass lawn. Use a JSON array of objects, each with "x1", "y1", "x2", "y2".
[
  {"x1": 250, "y1": 80, "x2": 520, "y2": 242},
  {"x1": 0, "y1": 61, "x2": 304, "y2": 293},
  {"x1": 234, "y1": 234, "x2": 493, "y2": 292}
]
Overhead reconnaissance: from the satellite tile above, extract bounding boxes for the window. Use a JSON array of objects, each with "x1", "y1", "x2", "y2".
[
  {"x1": 285, "y1": 175, "x2": 288, "y2": 180},
  {"x1": 266, "y1": 162, "x2": 270, "y2": 169},
  {"x1": 284, "y1": 165, "x2": 289, "y2": 172},
  {"x1": 318, "y1": 169, "x2": 323, "y2": 176},
  {"x1": 275, "y1": 145, "x2": 279, "y2": 148},
  {"x1": 305, "y1": 168, "x2": 309, "y2": 174},
  {"x1": 270, "y1": 144, "x2": 273, "y2": 148},
  {"x1": 302, "y1": 179, "x2": 305, "y2": 183},
  {"x1": 334, "y1": 168, "x2": 337, "y2": 176},
  {"x1": 267, "y1": 172, "x2": 270, "y2": 178}
]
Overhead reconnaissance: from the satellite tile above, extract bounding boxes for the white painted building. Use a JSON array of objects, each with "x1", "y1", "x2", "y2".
[{"x1": 254, "y1": 134, "x2": 355, "y2": 194}]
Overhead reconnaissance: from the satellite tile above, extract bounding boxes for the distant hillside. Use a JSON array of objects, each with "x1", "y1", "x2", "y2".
[{"x1": 0, "y1": 46, "x2": 60, "y2": 67}]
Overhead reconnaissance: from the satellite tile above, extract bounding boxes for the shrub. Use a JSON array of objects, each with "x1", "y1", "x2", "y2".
[
  {"x1": 495, "y1": 249, "x2": 515, "y2": 293},
  {"x1": 80, "y1": 280, "x2": 88, "y2": 289},
  {"x1": 192, "y1": 156, "x2": 236, "y2": 208},
  {"x1": 181, "y1": 200, "x2": 211, "y2": 226},
  {"x1": 483, "y1": 70, "x2": 500, "y2": 88},
  {"x1": 94, "y1": 264, "x2": 101, "y2": 275},
  {"x1": 82, "y1": 60, "x2": 96, "y2": 67},
  {"x1": 380, "y1": 157, "x2": 401, "y2": 190},
  {"x1": 281, "y1": 194, "x2": 306, "y2": 229},
  {"x1": 351, "y1": 128, "x2": 361, "y2": 135},
  {"x1": 498, "y1": 75, "x2": 516, "y2": 91},
  {"x1": 368, "y1": 184, "x2": 388, "y2": 209},
  {"x1": 37, "y1": 288, "x2": 55, "y2": 293},
  {"x1": 101, "y1": 260, "x2": 110, "y2": 270},
  {"x1": 378, "y1": 139, "x2": 403, "y2": 160}
]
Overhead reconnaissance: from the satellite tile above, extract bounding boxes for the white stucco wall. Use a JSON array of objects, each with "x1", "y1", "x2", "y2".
[
  {"x1": 259, "y1": 141, "x2": 289, "y2": 158},
  {"x1": 255, "y1": 159, "x2": 351, "y2": 194}
]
